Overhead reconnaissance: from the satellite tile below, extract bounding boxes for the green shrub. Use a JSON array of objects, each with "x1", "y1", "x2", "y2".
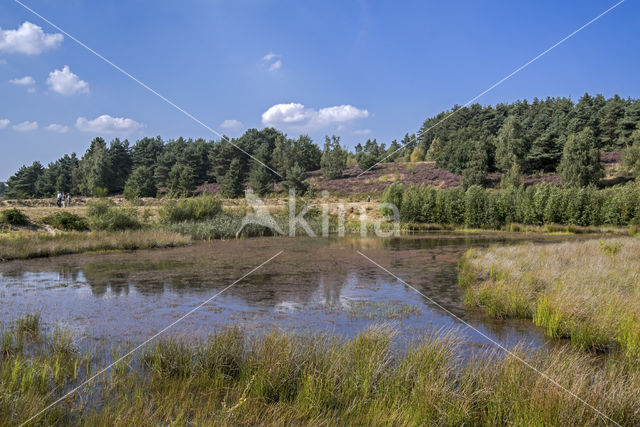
[
  {"x1": 41, "y1": 212, "x2": 89, "y2": 231},
  {"x1": 86, "y1": 200, "x2": 140, "y2": 231},
  {"x1": 0, "y1": 208, "x2": 29, "y2": 226},
  {"x1": 380, "y1": 181, "x2": 640, "y2": 229},
  {"x1": 159, "y1": 195, "x2": 223, "y2": 223}
]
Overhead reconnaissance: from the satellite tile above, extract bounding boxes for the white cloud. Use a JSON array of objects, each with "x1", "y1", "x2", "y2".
[
  {"x1": 262, "y1": 52, "x2": 282, "y2": 71},
  {"x1": 354, "y1": 129, "x2": 372, "y2": 135},
  {"x1": 9, "y1": 75, "x2": 35, "y2": 86},
  {"x1": 220, "y1": 119, "x2": 243, "y2": 130},
  {"x1": 47, "y1": 66, "x2": 89, "y2": 95},
  {"x1": 0, "y1": 22, "x2": 63, "y2": 55},
  {"x1": 46, "y1": 123, "x2": 70, "y2": 133},
  {"x1": 0, "y1": 119, "x2": 9, "y2": 129},
  {"x1": 262, "y1": 103, "x2": 369, "y2": 131},
  {"x1": 13, "y1": 121, "x2": 38, "y2": 132},
  {"x1": 75, "y1": 115, "x2": 145, "y2": 135}
]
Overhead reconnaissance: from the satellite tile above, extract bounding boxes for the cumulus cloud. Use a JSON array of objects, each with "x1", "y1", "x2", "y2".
[
  {"x1": 10, "y1": 75, "x2": 35, "y2": 86},
  {"x1": 354, "y1": 129, "x2": 372, "y2": 135},
  {"x1": 13, "y1": 121, "x2": 38, "y2": 132},
  {"x1": 75, "y1": 115, "x2": 145, "y2": 135},
  {"x1": 220, "y1": 119, "x2": 243, "y2": 131},
  {"x1": 46, "y1": 123, "x2": 70, "y2": 133},
  {"x1": 262, "y1": 52, "x2": 282, "y2": 71},
  {"x1": 47, "y1": 66, "x2": 89, "y2": 95},
  {"x1": 0, "y1": 22, "x2": 63, "y2": 55},
  {"x1": 262, "y1": 103, "x2": 369, "y2": 131},
  {"x1": 0, "y1": 119, "x2": 9, "y2": 129}
]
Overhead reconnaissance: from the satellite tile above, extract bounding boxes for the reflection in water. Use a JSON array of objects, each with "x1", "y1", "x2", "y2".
[{"x1": 0, "y1": 234, "x2": 583, "y2": 351}]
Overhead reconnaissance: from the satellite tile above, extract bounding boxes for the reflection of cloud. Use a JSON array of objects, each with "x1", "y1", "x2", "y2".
[
  {"x1": 262, "y1": 103, "x2": 369, "y2": 131},
  {"x1": 274, "y1": 301, "x2": 303, "y2": 312},
  {"x1": 75, "y1": 114, "x2": 144, "y2": 135},
  {"x1": 0, "y1": 22, "x2": 63, "y2": 55},
  {"x1": 262, "y1": 52, "x2": 282, "y2": 71},
  {"x1": 13, "y1": 121, "x2": 38, "y2": 131},
  {"x1": 47, "y1": 66, "x2": 89, "y2": 95}
]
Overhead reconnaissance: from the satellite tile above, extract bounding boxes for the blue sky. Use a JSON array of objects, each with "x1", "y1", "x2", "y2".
[{"x1": 1, "y1": 0, "x2": 639, "y2": 180}]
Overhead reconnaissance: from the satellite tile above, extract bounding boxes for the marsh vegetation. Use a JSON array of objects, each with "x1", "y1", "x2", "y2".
[{"x1": 1, "y1": 316, "x2": 638, "y2": 425}]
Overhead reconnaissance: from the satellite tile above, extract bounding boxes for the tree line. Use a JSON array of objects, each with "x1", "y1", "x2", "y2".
[
  {"x1": 382, "y1": 181, "x2": 640, "y2": 228},
  {"x1": 414, "y1": 93, "x2": 640, "y2": 187},
  {"x1": 3, "y1": 93, "x2": 640, "y2": 199}
]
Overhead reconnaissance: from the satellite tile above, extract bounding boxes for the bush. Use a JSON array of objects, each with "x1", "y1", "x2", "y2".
[
  {"x1": 159, "y1": 195, "x2": 223, "y2": 223},
  {"x1": 380, "y1": 181, "x2": 640, "y2": 229},
  {"x1": 41, "y1": 212, "x2": 89, "y2": 231},
  {"x1": 0, "y1": 208, "x2": 29, "y2": 226},
  {"x1": 86, "y1": 200, "x2": 140, "y2": 231},
  {"x1": 380, "y1": 182, "x2": 403, "y2": 216}
]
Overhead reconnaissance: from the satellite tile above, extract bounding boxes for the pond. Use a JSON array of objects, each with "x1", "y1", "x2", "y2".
[{"x1": 0, "y1": 233, "x2": 582, "y2": 353}]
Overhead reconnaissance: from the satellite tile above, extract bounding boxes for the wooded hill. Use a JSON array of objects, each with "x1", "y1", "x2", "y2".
[{"x1": 3, "y1": 93, "x2": 640, "y2": 199}]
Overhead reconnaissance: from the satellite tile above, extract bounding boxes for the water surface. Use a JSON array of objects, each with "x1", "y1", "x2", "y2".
[{"x1": 0, "y1": 233, "x2": 581, "y2": 352}]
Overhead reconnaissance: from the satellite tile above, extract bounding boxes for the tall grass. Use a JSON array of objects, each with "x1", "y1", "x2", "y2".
[
  {"x1": 0, "y1": 230, "x2": 191, "y2": 260},
  {"x1": 2, "y1": 319, "x2": 639, "y2": 425},
  {"x1": 460, "y1": 237, "x2": 640, "y2": 357}
]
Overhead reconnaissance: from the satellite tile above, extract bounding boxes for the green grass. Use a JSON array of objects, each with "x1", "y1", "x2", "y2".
[
  {"x1": 0, "y1": 230, "x2": 191, "y2": 260},
  {"x1": 1, "y1": 318, "x2": 639, "y2": 425},
  {"x1": 460, "y1": 237, "x2": 640, "y2": 357}
]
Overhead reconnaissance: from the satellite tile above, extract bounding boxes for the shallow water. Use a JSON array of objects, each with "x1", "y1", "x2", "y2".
[{"x1": 0, "y1": 233, "x2": 582, "y2": 353}]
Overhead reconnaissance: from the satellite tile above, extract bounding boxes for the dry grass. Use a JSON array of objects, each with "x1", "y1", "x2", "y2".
[
  {"x1": 460, "y1": 237, "x2": 640, "y2": 357},
  {"x1": 0, "y1": 230, "x2": 191, "y2": 260}
]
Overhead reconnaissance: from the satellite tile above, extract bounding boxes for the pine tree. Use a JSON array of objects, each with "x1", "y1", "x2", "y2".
[
  {"x1": 425, "y1": 137, "x2": 442, "y2": 161},
  {"x1": 622, "y1": 126, "x2": 640, "y2": 177},
  {"x1": 124, "y1": 166, "x2": 157, "y2": 198},
  {"x1": 559, "y1": 127, "x2": 603, "y2": 187},
  {"x1": 320, "y1": 135, "x2": 347, "y2": 179},
  {"x1": 495, "y1": 116, "x2": 526, "y2": 172},
  {"x1": 77, "y1": 137, "x2": 112, "y2": 195},
  {"x1": 248, "y1": 144, "x2": 273, "y2": 196},
  {"x1": 282, "y1": 163, "x2": 309, "y2": 195},
  {"x1": 461, "y1": 140, "x2": 489, "y2": 188},
  {"x1": 219, "y1": 158, "x2": 244, "y2": 198}
]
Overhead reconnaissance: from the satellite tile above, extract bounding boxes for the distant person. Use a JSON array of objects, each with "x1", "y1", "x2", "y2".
[
  {"x1": 66, "y1": 193, "x2": 72, "y2": 207},
  {"x1": 62, "y1": 193, "x2": 67, "y2": 208},
  {"x1": 56, "y1": 191, "x2": 62, "y2": 208}
]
